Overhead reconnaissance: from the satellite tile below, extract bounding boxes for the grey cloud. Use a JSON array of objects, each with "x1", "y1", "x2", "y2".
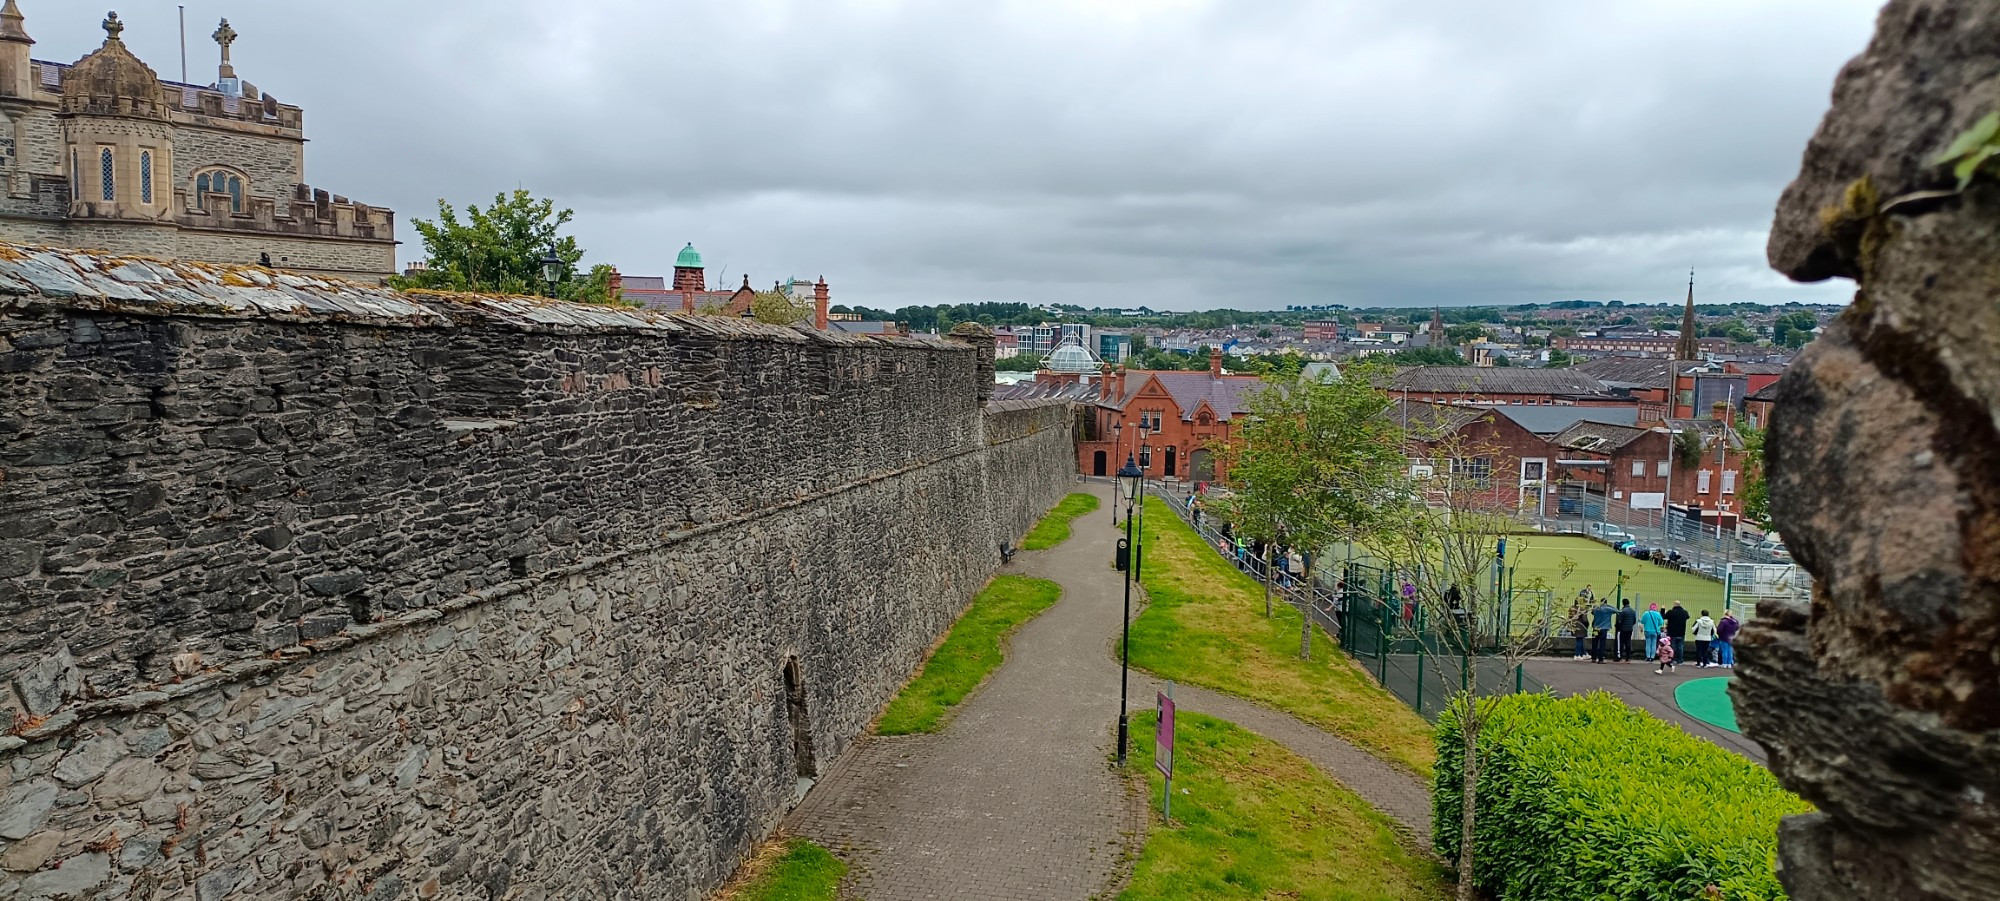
[{"x1": 28, "y1": 0, "x2": 1878, "y2": 309}]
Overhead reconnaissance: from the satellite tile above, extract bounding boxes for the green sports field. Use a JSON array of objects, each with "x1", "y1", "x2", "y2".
[{"x1": 1507, "y1": 535, "x2": 1725, "y2": 611}]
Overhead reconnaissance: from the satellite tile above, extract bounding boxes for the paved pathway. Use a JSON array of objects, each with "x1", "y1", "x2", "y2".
[
  {"x1": 787, "y1": 482, "x2": 1435, "y2": 899},
  {"x1": 787, "y1": 481, "x2": 1143, "y2": 900},
  {"x1": 1525, "y1": 657, "x2": 1767, "y2": 764}
]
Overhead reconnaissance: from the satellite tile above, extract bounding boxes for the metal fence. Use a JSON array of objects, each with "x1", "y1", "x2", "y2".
[
  {"x1": 1528, "y1": 491, "x2": 1798, "y2": 585},
  {"x1": 1157, "y1": 488, "x2": 1544, "y2": 720}
]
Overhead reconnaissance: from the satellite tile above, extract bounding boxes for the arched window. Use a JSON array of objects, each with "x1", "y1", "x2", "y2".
[
  {"x1": 140, "y1": 151, "x2": 153, "y2": 204},
  {"x1": 193, "y1": 168, "x2": 246, "y2": 213},
  {"x1": 99, "y1": 148, "x2": 113, "y2": 201}
]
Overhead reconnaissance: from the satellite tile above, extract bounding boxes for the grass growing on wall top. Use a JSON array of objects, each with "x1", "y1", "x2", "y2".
[
  {"x1": 1022, "y1": 492, "x2": 1102, "y2": 550},
  {"x1": 720, "y1": 838, "x2": 845, "y2": 901},
  {"x1": 1131, "y1": 497, "x2": 1438, "y2": 777},
  {"x1": 876, "y1": 575, "x2": 1062, "y2": 735},
  {"x1": 1120, "y1": 710, "x2": 1447, "y2": 901}
]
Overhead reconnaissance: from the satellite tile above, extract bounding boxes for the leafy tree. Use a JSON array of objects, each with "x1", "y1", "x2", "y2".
[
  {"x1": 994, "y1": 353, "x2": 1044, "y2": 372},
  {"x1": 749, "y1": 289, "x2": 812, "y2": 325},
  {"x1": 1546, "y1": 349, "x2": 1574, "y2": 367},
  {"x1": 1739, "y1": 424, "x2": 1769, "y2": 525},
  {"x1": 1444, "y1": 323, "x2": 1486, "y2": 345},
  {"x1": 1773, "y1": 311, "x2": 1819, "y2": 348},
  {"x1": 1674, "y1": 426, "x2": 1708, "y2": 470},
  {"x1": 1492, "y1": 355, "x2": 1512, "y2": 367},
  {"x1": 1257, "y1": 327, "x2": 1275, "y2": 339},
  {"x1": 1225, "y1": 360, "x2": 1405, "y2": 647},
  {"x1": 390, "y1": 190, "x2": 626, "y2": 306}
]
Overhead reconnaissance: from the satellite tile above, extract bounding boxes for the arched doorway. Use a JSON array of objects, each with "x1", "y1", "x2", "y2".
[
  {"x1": 1189, "y1": 449, "x2": 1215, "y2": 482},
  {"x1": 1092, "y1": 449, "x2": 1107, "y2": 476},
  {"x1": 784, "y1": 657, "x2": 817, "y2": 782},
  {"x1": 1164, "y1": 446, "x2": 1178, "y2": 477}
]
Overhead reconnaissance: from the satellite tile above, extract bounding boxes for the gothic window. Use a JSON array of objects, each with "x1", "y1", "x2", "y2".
[
  {"x1": 193, "y1": 168, "x2": 246, "y2": 213},
  {"x1": 140, "y1": 152, "x2": 153, "y2": 204},
  {"x1": 99, "y1": 148, "x2": 113, "y2": 201}
]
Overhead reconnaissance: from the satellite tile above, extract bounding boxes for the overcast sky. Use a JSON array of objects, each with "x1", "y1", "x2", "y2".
[{"x1": 34, "y1": 1, "x2": 1880, "y2": 310}]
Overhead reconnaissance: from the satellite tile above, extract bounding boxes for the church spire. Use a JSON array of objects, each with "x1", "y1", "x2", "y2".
[{"x1": 1675, "y1": 270, "x2": 1701, "y2": 360}]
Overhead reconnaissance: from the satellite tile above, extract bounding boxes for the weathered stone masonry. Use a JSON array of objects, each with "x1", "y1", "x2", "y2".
[{"x1": 0, "y1": 247, "x2": 1075, "y2": 900}]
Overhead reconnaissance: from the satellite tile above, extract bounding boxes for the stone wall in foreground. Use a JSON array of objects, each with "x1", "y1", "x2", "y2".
[
  {"x1": 1740, "y1": 1, "x2": 2000, "y2": 899},
  {"x1": 0, "y1": 254, "x2": 1074, "y2": 900}
]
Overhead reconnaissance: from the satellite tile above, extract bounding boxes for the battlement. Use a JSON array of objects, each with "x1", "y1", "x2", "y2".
[
  {"x1": 173, "y1": 183, "x2": 397, "y2": 243},
  {"x1": 31, "y1": 59, "x2": 306, "y2": 134}
]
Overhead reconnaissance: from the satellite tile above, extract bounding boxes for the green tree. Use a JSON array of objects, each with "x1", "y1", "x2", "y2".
[
  {"x1": 1739, "y1": 423, "x2": 1769, "y2": 525},
  {"x1": 1226, "y1": 361, "x2": 1405, "y2": 646},
  {"x1": 748, "y1": 289, "x2": 812, "y2": 325},
  {"x1": 1386, "y1": 346, "x2": 1467, "y2": 366},
  {"x1": 1444, "y1": 323, "x2": 1486, "y2": 345},
  {"x1": 390, "y1": 190, "x2": 626, "y2": 306},
  {"x1": 1773, "y1": 311, "x2": 1819, "y2": 348},
  {"x1": 1257, "y1": 327, "x2": 1275, "y2": 339},
  {"x1": 994, "y1": 353, "x2": 1044, "y2": 372},
  {"x1": 1546, "y1": 349, "x2": 1574, "y2": 367}
]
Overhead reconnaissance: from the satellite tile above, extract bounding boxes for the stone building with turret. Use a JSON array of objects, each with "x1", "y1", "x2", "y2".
[{"x1": 0, "y1": 5, "x2": 395, "y2": 281}]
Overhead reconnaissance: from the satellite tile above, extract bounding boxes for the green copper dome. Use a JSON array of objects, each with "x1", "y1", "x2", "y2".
[{"x1": 675, "y1": 243, "x2": 703, "y2": 268}]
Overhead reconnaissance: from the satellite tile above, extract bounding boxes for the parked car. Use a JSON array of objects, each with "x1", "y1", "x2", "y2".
[{"x1": 1588, "y1": 522, "x2": 1633, "y2": 542}]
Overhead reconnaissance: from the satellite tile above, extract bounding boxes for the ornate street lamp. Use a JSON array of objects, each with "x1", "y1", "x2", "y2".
[
  {"x1": 538, "y1": 247, "x2": 563, "y2": 295},
  {"x1": 1115, "y1": 451, "x2": 1144, "y2": 765},
  {"x1": 1112, "y1": 421, "x2": 1125, "y2": 525}
]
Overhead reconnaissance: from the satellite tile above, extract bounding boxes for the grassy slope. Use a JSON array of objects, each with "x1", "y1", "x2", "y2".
[
  {"x1": 876, "y1": 575, "x2": 1063, "y2": 735},
  {"x1": 1022, "y1": 492, "x2": 1103, "y2": 550},
  {"x1": 722, "y1": 838, "x2": 845, "y2": 901},
  {"x1": 1121, "y1": 711, "x2": 1448, "y2": 901},
  {"x1": 1131, "y1": 497, "x2": 1437, "y2": 776}
]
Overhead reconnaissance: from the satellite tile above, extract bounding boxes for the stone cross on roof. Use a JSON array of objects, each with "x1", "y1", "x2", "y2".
[
  {"x1": 214, "y1": 17, "x2": 237, "y2": 78},
  {"x1": 102, "y1": 10, "x2": 123, "y2": 42}
]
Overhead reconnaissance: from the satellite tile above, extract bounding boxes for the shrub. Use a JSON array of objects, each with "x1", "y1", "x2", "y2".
[{"x1": 1433, "y1": 692, "x2": 1811, "y2": 901}]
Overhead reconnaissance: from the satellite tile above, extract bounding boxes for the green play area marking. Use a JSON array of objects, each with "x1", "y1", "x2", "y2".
[{"x1": 1674, "y1": 677, "x2": 1740, "y2": 734}]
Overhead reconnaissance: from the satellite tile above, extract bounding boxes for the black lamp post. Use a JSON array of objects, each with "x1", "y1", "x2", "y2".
[
  {"x1": 1135, "y1": 425, "x2": 1151, "y2": 578},
  {"x1": 538, "y1": 247, "x2": 563, "y2": 296},
  {"x1": 1115, "y1": 452, "x2": 1144, "y2": 765}
]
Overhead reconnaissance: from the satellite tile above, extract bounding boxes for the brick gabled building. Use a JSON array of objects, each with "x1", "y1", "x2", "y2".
[
  {"x1": 1546, "y1": 420, "x2": 1672, "y2": 513},
  {"x1": 1078, "y1": 349, "x2": 1262, "y2": 482},
  {"x1": 1390, "y1": 399, "x2": 1553, "y2": 512},
  {"x1": 1570, "y1": 357, "x2": 1705, "y2": 423}
]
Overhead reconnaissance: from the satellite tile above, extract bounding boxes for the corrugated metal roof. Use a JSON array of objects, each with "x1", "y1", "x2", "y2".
[
  {"x1": 1495, "y1": 405, "x2": 1641, "y2": 435},
  {"x1": 1389, "y1": 365, "x2": 1609, "y2": 396}
]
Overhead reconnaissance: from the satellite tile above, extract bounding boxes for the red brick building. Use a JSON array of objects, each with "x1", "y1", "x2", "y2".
[
  {"x1": 1303, "y1": 319, "x2": 1341, "y2": 341},
  {"x1": 1546, "y1": 420, "x2": 1673, "y2": 514},
  {"x1": 1391, "y1": 400, "x2": 1554, "y2": 512},
  {"x1": 1555, "y1": 334, "x2": 1729, "y2": 356},
  {"x1": 1078, "y1": 349, "x2": 1263, "y2": 482}
]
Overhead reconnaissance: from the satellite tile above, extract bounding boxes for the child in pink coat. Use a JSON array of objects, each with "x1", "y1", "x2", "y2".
[{"x1": 1653, "y1": 633, "x2": 1678, "y2": 674}]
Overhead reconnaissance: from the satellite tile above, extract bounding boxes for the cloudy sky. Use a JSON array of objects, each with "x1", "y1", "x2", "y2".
[{"x1": 34, "y1": 1, "x2": 1880, "y2": 310}]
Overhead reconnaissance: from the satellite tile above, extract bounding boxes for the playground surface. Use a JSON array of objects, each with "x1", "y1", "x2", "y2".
[{"x1": 1674, "y1": 677, "x2": 1741, "y2": 733}]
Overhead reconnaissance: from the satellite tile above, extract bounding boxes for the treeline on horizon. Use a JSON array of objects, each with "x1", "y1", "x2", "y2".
[{"x1": 826, "y1": 298, "x2": 1830, "y2": 333}]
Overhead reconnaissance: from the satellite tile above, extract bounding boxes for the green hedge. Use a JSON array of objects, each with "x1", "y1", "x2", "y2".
[{"x1": 1433, "y1": 692, "x2": 1811, "y2": 901}]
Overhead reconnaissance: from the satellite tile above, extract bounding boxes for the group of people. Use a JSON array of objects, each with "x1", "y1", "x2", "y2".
[
  {"x1": 1567, "y1": 588, "x2": 1740, "y2": 673},
  {"x1": 1207, "y1": 520, "x2": 1312, "y2": 588}
]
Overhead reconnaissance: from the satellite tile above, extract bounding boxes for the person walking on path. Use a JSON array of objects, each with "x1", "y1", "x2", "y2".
[
  {"x1": 1615, "y1": 600, "x2": 1639, "y2": 663},
  {"x1": 1568, "y1": 605, "x2": 1588, "y2": 659},
  {"x1": 1640, "y1": 603, "x2": 1665, "y2": 662},
  {"x1": 1716, "y1": 611, "x2": 1741, "y2": 668},
  {"x1": 1589, "y1": 598, "x2": 1616, "y2": 664},
  {"x1": 1664, "y1": 602, "x2": 1691, "y2": 663},
  {"x1": 1691, "y1": 610, "x2": 1717, "y2": 668},
  {"x1": 1653, "y1": 632, "x2": 1678, "y2": 674}
]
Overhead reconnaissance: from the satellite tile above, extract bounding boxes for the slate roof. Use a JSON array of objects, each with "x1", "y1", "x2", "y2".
[
  {"x1": 1495, "y1": 405, "x2": 1641, "y2": 435},
  {"x1": 1728, "y1": 361, "x2": 1789, "y2": 375},
  {"x1": 1549, "y1": 420, "x2": 1653, "y2": 453},
  {"x1": 1747, "y1": 381, "x2": 1781, "y2": 402},
  {"x1": 991, "y1": 379, "x2": 1099, "y2": 403},
  {"x1": 1384, "y1": 399, "x2": 1490, "y2": 439},
  {"x1": 1568, "y1": 357, "x2": 1702, "y2": 390},
  {"x1": 831, "y1": 320, "x2": 898, "y2": 335},
  {"x1": 1149, "y1": 371, "x2": 1265, "y2": 421},
  {"x1": 1388, "y1": 365, "x2": 1609, "y2": 396}
]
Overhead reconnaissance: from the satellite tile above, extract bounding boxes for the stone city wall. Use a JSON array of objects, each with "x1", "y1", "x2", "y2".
[{"x1": 0, "y1": 258, "x2": 1074, "y2": 900}]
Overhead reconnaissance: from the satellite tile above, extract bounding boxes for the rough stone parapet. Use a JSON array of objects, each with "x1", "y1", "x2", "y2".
[{"x1": 1743, "y1": 2, "x2": 2000, "y2": 898}]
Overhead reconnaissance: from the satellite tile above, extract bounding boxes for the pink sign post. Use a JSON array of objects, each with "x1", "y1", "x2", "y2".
[{"x1": 1156, "y1": 682, "x2": 1176, "y2": 817}]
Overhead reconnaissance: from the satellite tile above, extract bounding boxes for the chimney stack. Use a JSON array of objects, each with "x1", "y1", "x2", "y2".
[
  {"x1": 607, "y1": 267, "x2": 622, "y2": 303},
  {"x1": 1210, "y1": 346, "x2": 1223, "y2": 377},
  {"x1": 814, "y1": 276, "x2": 830, "y2": 331},
  {"x1": 1711, "y1": 400, "x2": 1732, "y2": 425}
]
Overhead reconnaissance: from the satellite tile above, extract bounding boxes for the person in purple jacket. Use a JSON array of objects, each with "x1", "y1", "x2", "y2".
[{"x1": 1715, "y1": 612, "x2": 1741, "y2": 668}]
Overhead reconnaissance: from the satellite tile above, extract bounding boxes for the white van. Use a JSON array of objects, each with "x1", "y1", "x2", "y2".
[{"x1": 1588, "y1": 522, "x2": 1632, "y2": 542}]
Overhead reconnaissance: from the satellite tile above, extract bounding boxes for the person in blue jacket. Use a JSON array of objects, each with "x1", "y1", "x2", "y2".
[{"x1": 1640, "y1": 603, "x2": 1665, "y2": 661}]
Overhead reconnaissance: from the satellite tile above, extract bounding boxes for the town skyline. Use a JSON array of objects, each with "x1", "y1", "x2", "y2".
[{"x1": 24, "y1": 1, "x2": 1879, "y2": 311}]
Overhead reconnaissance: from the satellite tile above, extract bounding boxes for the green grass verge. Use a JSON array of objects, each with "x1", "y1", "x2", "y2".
[
  {"x1": 876, "y1": 575, "x2": 1063, "y2": 735},
  {"x1": 1132, "y1": 497, "x2": 1437, "y2": 777},
  {"x1": 729, "y1": 838, "x2": 845, "y2": 901},
  {"x1": 1021, "y1": 492, "x2": 1102, "y2": 550},
  {"x1": 1121, "y1": 711, "x2": 1448, "y2": 901}
]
